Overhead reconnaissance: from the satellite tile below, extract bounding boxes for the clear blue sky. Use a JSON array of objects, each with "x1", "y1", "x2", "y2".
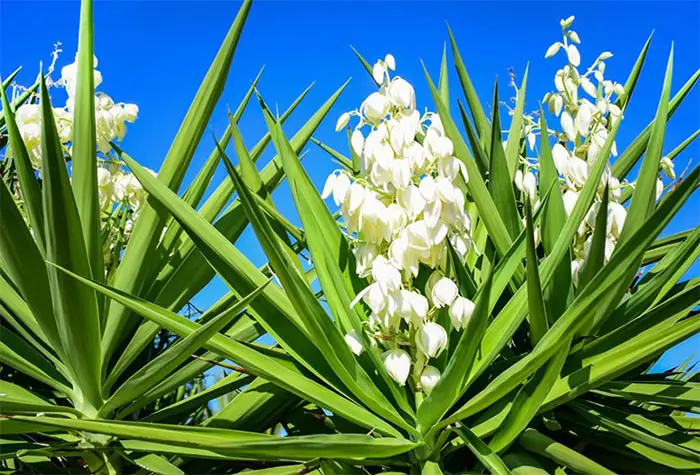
[{"x1": 2, "y1": 1, "x2": 698, "y2": 371}]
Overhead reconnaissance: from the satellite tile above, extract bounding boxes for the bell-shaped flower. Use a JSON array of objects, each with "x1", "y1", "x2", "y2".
[
  {"x1": 420, "y1": 365, "x2": 441, "y2": 393},
  {"x1": 608, "y1": 202, "x2": 627, "y2": 238},
  {"x1": 388, "y1": 77, "x2": 415, "y2": 110},
  {"x1": 430, "y1": 276, "x2": 459, "y2": 308},
  {"x1": 552, "y1": 143, "x2": 570, "y2": 175},
  {"x1": 391, "y1": 159, "x2": 412, "y2": 189},
  {"x1": 566, "y1": 156, "x2": 589, "y2": 189},
  {"x1": 361, "y1": 92, "x2": 390, "y2": 123},
  {"x1": 382, "y1": 349, "x2": 411, "y2": 386},
  {"x1": 123, "y1": 103, "x2": 139, "y2": 123},
  {"x1": 514, "y1": 169, "x2": 524, "y2": 191},
  {"x1": 389, "y1": 232, "x2": 420, "y2": 277},
  {"x1": 351, "y1": 129, "x2": 365, "y2": 157},
  {"x1": 344, "y1": 330, "x2": 364, "y2": 356},
  {"x1": 372, "y1": 61, "x2": 386, "y2": 85},
  {"x1": 372, "y1": 256, "x2": 402, "y2": 296},
  {"x1": 545, "y1": 42, "x2": 562, "y2": 59},
  {"x1": 385, "y1": 54, "x2": 396, "y2": 71},
  {"x1": 353, "y1": 243, "x2": 378, "y2": 277},
  {"x1": 398, "y1": 289, "x2": 429, "y2": 324},
  {"x1": 562, "y1": 190, "x2": 579, "y2": 216},
  {"x1": 656, "y1": 178, "x2": 664, "y2": 200},
  {"x1": 522, "y1": 171, "x2": 537, "y2": 201},
  {"x1": 398, "y1": 184, "x2": 426, "y2": 219},
  {"x1": 580, "y1": 77, "x2": 597, "y2": 98},
  {"x1": 449, "y1": 295, "x2": 475, "y2": 330},
  {"x1": 385, "y1": 203, "x2": 408, "y2": 240},
  {"x1": 417, "y1": 322, "x2": 448, "y2": 358},
  {"x1": 343, "y1": 182, "x2": 366, "y2": 216},
  {"x1": 561, "y1": 110, "x2": 576, "y2": 142},
  {"x1": 419, "y1": 175, "x2": 438, "y2": 202}
]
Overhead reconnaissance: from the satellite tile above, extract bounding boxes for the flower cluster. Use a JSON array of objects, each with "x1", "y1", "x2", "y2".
[
  {"x1": 14, "y1": 54, "x2": 138, "y2": 168},
  {"x1": 325, "y1": 55, "x2": 475, "y2": 392},
  {"x1": 517, "y1": 16, "x2": 675, "y2": 286}
]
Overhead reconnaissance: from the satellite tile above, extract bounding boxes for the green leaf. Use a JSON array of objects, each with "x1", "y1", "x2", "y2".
[
  {"x1": 446, "y1": 163, "x2": 699, "y2": 426},
  {"x1": 221, "y1": 119, "x2": 413, "y2": 434},
  {"x1": 97, "y1": 279, "x2": 270, "y2": 417},
  {"x1": 447, "y1": 24, "x2": 491, "y2": 151},
  {"x1": 11, "y1": 416, "x2": 417, "y2": 460},
  {"x1": 0, "y1": 78, "x2": 44, "y2": 252},
  {"x1": 524, "y1": 200, "x2": 547, "y2": 346},
  {"x1": 422, "y1": 64, "x2": 516, "y2": 265},
  {"x1": 454, "y1": 424, "x2": 512, "y2": 475},
  {"x1": 129, "y1": 453, "x2": 183, "y2": 475},
  {"x1": 489, "y1": 81, "x2": 522, "y2": 239},
  {"x1": 0, "y1": 182, "x2": 62, "y2": 358},
  {"x1": 39, "y1": 76, "x2": 102, "y2": 414},
  {"x1": 438, "y1": 43, "x2": 449, "y2": 106},
  {"x1": 505, "y1": 66, "x2": 528, "y2": 175},
  {"x1": 519, "y1": 429, "x2": 615, "y2": 475},
  {"x1": 350, "y1": 46, "x2": 379, "y2": 86},
  {"x1": 102, "y1": 0, "x2": 252, "y2": 363},
  {"x1": 536, "y1": 108, "x2": 569, "y2": 323},
  {"x1": 617, "y1": 33, "x2": 653, "y2": 111},
  {"x1": 459, "y1": 100, "x2": 489, "y2": 178},
  {"x1": 612, "y1": 67, "x2": 699, "y2": 180},
  {"x1": 577, "y1": 183, "x2": 609, "y2": 291},
  {"x1": 71, "y1": 0, "x2": 102, "y2": 285}
]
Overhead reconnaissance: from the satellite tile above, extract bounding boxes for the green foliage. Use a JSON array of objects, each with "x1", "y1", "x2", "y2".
[{"x1": 1, "y1": 1, "x2": 698, "y2": 473}]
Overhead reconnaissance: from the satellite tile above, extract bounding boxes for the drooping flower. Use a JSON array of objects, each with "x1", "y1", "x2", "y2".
[
  {"x1": 416, "y1": 322, "x2": 448, "y2": 358},
  {"x1": 382, "y1": 349, "x2": 411, "y2": 386},
  {"x1": 430, "y1": 276, "x2": 458, "y2": 308},
  {"x1": 420, "y1": 365, "x2": 441, "y2": 393},
  {"x1": 449, "y1": 296, "x2": 475, "y2": 330}
]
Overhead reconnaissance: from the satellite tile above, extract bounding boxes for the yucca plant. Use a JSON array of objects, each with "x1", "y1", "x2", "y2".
[{"x1": 1, "y1": 0, "x2": 699, "y2": 473}]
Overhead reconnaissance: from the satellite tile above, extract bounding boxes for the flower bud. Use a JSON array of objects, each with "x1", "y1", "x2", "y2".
[
  {"x1": 449, "y1": 296, "x2": 475, "y2": 330},
  {"x1": 567, "y1": 44, "x2": 581, "y2": 67},
  {"x1": 560, "y1": 15, "x2": 575, "y2": 28},
  {"x1": 660, "y1": 156, "x2": 675, "y2": 180},
  {"x1": 344, "y1": 330, "x2": 364, "y2": 356},
  {"x1": 430, "y1": 277, "x2": 458, "y2": 308},
  {"x1": 568, "y1": 31, "x2": 581, "y2": 44},
  {"x1": 420, "y1": 365, "x2": 441, "y2": 393},
  {"x1": 417, "y1": 322, "x2": 448, "y2": 358},
  {"x1": 382, "y1": 349, "x2": 411, "y2": 386},
  {"x1": 656, "y1": 178, "x2": 664, "y2": 200},
  {"x1": 545, "y1": 42, "x2": 562, "y2": 59},
  {"x1": 335, "y1": 112, "x2": 350, "y2": 132},
  {"x1": 385, "y1": 54, "x2": 396, "y2": 71},
  {"x1": 552, "y1": 143, "x2": 570, "y2": 175},
  {"x1": 598, "y1": 51, "x2": 614, "y2": 61},
  {"x1": 372, "y1": 61, "x2": 385, "y2": 85}
]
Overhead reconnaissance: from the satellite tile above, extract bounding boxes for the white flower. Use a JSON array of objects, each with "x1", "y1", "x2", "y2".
[
  {"x1": 321, "y1": 172, "x2": 351, "y2": 207},
  {"x1": 561, "y1": 110, "x2": 576, "y2": 142},
  {"x1": 598, "y1": 51, "x2": 614, "y2": 61},
  {"x1": 552, "y1": 143, "x2": 570, "y2": 175},
  {"x1": 354, "y1": 243, "x2": 378, "y2": 277},
  {"x1": 416, "y1": 322, "x2": 448, "y2": 358},
  {"x1": 372, "y1": 256, "x2": 402, "y2": 296},
  {"x1": 449, "y1": 296, "x2": 475, "y2": 330},
  {"x1": 399, "y1": 289, "x2": 429, "y2": 324},
  {"x1": 514, "y1": 169, "x2": 524, "y2": 191},
  {"x1": 567, "y1": 157, "x2": 589, "y2": 188},
  {"x1": 123, "y1": 103, "x2": 139, "y2": 122},
  {"x1": 382, "y1": 349, "x2": 411, "y2": 386},
  {"x1": 398, "y1": 184, "x2": 426, "y2": 219},
  {"x1": 522, "y1": 171, "x2": 537, "y2": 201},
  {"x1": 660, "y1": 156, "x2": 675, "y2": 180},
  {"x1": 388, "y1": 77, "x2": 415, "y2": 110},
  {"x1": 419, "y1": 175, "x2": 438, "y2": 202},
  {"x1": 608, "y1": 202, "x2": 627, "y2": 238},
  {"x1": 580, "y1": 77, "x2": 597, "y2": 98},
  {"x1": 361, "y1": 92, "x2": 390, "y2": 123},
  {"x1": 571, "y1": 258, "x2": 585, "y2": 286},
  {"x1": 568, "y1": 31, "x2": 581, "y2": 44},
  {"x1": 344, "y1": 182, "x2": 365, "y2": 216},
  {"x1": 430, "y1": 276, "x2": 458, "y2": 308},
  {"x1": 562, "y1": 190, "x2": 579, "y2": 216},
  {"x1": 335, "y1": 112, "x2": 350, "y2": 132},
  {"x1": 656, "y1": 178, "x2": 664, "y2": 200},
  {"x1": 344, "y1": 330, "x2": 364, "y2": 356},
  {"x1": 372, "y1": 61, "x2": 386, "y2": 85},
  {"x1": 420, "y1": 365, "x2": 441, "y2": 393},
  {"x1": 385, "y1": 54, "x2": 396, "y2": 71}
]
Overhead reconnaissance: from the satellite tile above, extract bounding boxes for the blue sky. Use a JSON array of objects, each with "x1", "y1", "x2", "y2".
[{"x1": 2, "y1": 1, "x2": 698, "y2": 371}]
